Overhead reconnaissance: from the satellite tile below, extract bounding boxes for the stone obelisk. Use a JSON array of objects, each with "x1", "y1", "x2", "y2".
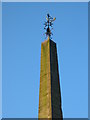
[{"x1": 38, "y1": 14, "x2": 63, "y2": 119}]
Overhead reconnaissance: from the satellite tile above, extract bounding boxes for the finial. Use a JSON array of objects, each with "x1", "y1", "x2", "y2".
[{"x1": 44, "y1": 13, "x2": 56, "y2": 40}]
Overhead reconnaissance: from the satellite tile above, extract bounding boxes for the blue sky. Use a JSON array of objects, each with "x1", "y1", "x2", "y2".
[{"x1": 2, "y1": 2, "x2": 88, "y2": 118}]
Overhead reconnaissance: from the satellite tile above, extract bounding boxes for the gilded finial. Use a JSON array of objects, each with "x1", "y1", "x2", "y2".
[{"x1": 44, "y1": 13, "x2": 56, "y2": 40}]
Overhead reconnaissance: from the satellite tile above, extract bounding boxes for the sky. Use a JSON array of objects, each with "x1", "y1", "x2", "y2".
[
  {"x1": 2, "y1": 2, "x2": 88, "y2": 118},
  {"x1": 0, "y1": 0, "x2": 89, "y2": 2},
  {"x1": 0, "y1": 2, "x2": 2, "y2": 120}
]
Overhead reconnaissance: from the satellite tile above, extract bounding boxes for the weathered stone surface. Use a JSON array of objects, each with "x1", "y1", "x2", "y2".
[{"x1": 38, "y1": 39, "x2": 63, "y2": 119}]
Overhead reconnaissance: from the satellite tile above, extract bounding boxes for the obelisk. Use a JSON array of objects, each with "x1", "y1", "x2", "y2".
[{"x1": 38, "y1": 14, "x2": 63, "y2": 119}]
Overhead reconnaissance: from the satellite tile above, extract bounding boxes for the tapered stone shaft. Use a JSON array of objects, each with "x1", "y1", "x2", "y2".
[{"x1": 38, "y1": 38, "x2": 63, "y2": 119}]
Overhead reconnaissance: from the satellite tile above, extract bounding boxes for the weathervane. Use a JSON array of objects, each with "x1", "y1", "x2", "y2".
[{"x1": 44, "y1": 13, "x2": 56, "y2": 39}]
